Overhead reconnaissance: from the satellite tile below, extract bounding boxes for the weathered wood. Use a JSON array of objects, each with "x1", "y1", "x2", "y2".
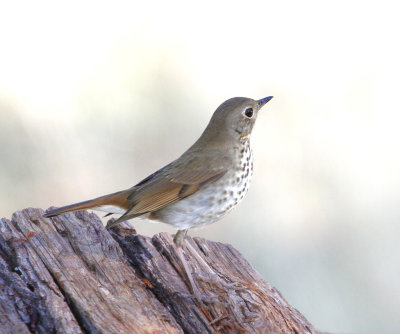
[
  {"x1": 0, "y1": 216, "x2": 82, "y2": 334},
  {"x1": 1, "y1": 209, "x2": 181, "y2": 334},
  {"x1": 0, "y1": 208, "x2": 319, "y2": 333}
]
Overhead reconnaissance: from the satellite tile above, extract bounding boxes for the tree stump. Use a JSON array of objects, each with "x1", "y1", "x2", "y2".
[{"x1": 0, "y1": 208, "x2": 319, "y2": 333}]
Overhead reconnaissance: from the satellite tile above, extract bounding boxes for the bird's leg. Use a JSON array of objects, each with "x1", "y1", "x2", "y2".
[
  {"x1": 173, "y1": 229, "x2": 187, "y2": 246},
  {"x1": 173, "y1": 229, "x2": 202, "y2": 301}
]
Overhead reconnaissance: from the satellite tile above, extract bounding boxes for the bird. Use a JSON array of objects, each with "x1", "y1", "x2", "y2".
[{"x1": 44, "y1": 96, "x2": 273, "y2": 298}]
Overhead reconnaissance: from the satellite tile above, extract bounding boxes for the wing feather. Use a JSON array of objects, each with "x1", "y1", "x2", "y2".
[{"x1": 108, "y1": 151, "x2": 232, "y2": 227}]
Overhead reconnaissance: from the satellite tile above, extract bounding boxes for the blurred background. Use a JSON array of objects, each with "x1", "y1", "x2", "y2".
[{"x1": 1, "y1": 0, "x2": 399, "y2": 332}]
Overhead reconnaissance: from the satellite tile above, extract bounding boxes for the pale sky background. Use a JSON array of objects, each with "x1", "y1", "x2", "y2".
[{"x1": 1, "y1": 0, "x2": 400, "y2": 332}]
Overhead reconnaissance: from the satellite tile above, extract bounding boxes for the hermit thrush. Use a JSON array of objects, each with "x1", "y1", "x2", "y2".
[{"x1": 44, "y1": 96, "x2": 273, "y2": 297}]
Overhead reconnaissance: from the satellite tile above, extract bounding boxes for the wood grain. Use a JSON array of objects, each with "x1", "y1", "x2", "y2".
[{"x1": 0, "y1": 208, "x2": 319, "y2": 334}]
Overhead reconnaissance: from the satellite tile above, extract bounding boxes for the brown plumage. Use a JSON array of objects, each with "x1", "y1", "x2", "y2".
[
  {"x1": 44, "y1": 96, "x2": 273, "y2": 299},
  {"x1": 44, "y1": 96, "x2": 273, "y2": 233},
  {"x1": 43, "y1": 154, "x2": 230, "y2": 226}
]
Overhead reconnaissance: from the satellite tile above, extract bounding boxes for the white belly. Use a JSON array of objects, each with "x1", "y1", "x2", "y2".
[{"x1": 153, "y1": 146, "x2": 253, "y2": 230}]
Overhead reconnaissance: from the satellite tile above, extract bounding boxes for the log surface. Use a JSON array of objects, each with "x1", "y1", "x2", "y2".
[{"x1": 0, "y1": 208, "x2": 319, "y2": 334}]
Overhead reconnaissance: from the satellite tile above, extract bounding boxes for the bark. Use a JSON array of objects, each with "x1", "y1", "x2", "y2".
[{"x1": 0, "y1": 208, "x2": 319, "y2": 334}]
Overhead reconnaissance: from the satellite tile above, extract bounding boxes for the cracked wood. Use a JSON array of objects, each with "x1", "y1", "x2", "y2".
[{"x1": 0, "y1": 208, "x2": 319, "y2": 334}]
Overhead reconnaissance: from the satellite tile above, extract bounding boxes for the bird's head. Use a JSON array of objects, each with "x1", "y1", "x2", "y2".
[{"x1": 202, "y1": 96, "x2": 273, "y2": 144}]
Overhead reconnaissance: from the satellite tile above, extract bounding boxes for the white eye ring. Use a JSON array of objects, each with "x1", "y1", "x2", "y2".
[{"x1": 244, "y1": 107, "x2": 253, "y2": 118}]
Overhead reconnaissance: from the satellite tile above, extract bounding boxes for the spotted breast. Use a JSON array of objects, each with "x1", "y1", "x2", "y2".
[{"x1": 150, "y1": 141, "x2": 253, "y2": 230}]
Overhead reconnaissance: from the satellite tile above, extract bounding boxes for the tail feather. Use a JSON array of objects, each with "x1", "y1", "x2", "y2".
[{"x1": 43, "y1": 190, "x2": 131, "y2": 218}]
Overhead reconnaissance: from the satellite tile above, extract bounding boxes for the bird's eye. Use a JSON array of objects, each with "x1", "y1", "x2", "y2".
[{"x1": 244, "y1": 108, "x2": 253, "y2": 118}]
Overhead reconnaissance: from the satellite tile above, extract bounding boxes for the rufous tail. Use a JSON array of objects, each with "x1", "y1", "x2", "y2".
[{"x1": 43, "y1": 190, "x2": 130, "y2": 218}]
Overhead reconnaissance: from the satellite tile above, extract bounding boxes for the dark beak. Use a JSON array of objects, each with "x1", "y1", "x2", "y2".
[{"x1": 257, "y1": 96, "x2": 273, "y2": 108}]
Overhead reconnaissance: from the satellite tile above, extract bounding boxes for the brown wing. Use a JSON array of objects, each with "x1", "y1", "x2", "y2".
[{"x1": 108, "y1": 152, "x2": 232, "y2": 227}]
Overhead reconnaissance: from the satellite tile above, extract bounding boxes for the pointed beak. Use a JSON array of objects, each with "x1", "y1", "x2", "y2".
[{"x1": 257, "y1": 96, "x2": 273, "y2": 108}]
